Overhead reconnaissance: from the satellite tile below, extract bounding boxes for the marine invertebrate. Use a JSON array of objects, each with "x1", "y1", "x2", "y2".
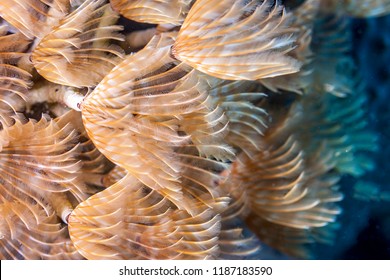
[
  {"x1": 0, "y1": 200, "x2": 82, "y2": 259},
  {"x1": 0, "y1": 0, "x2": 386, "y2": 260},
  {"x1": 0, "y1": 0, "x2": 70, "y2": 39},
  {"x1": 32, "y1": 0, "x2": 125, "y2": 87},
  {"x1": 0, "y1": 114, "x2": 101, "y2": 259},
  {"x1": 111, "y1": 0, "x2": 191, "y2": 25},
  {"x1": 172, "y1": 0, "x2": 301, "y2": 80},
  {"x1": 0, "y1": 27, "x2": 32, "y2": 124}
]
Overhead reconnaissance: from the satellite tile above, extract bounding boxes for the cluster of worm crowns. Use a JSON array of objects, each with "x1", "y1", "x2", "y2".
[{"x1": 0, "y1": 0, "x2": 388, "y2": 260}]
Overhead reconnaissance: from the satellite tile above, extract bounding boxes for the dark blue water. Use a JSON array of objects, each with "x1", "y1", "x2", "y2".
[
  {"x1": 340, "y1": 15, "x2": 390, "y2": 260},
  {"x1": 303, "y1": 13, "x2": 390, "y2": 260}
]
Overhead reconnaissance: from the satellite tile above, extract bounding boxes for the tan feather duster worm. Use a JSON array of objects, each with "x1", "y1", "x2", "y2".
[
  {"x1": 207, "y1": 79, "x2": 269, "y2": 156},
  {"x1": 0, "y1": 28, "x2": 32, "y2": 124},
  {"x1": 68, "y1": 32, "x2": 266, "y2": 258},
  {"x1": 0, "y1": 115, "x2": 86, "y2": 219},
  {"x1": 80, "y1": 34, "x2": 235, "y2": 213},
  {"x1": 0, "y1": 114, "x2": 98, "y2": 259},
  {"x1": 207, "y1": 77, "x2": 343, "y2": 258},
  {"x1": 0, "y1": 0, "x2": 381, "y2": 261},
  {"x1": 0, "y1": 201, "x2": 82, "y2": 259},
  {"x1": 110, "y1": 0, "x2": 192, "y2": 25},
  {"x1": 259, "y1": 0, "x2": 320, "y2": 94},
  {"x1": 32, "y1": 0, "x2": 125, "y2": 87},
  {"x1": 0, "y1": 0, "x2": 70, "y2": 39},
  {"x1": 98, "y1": 163, "x2": 260, "y2": 261},
  {"x1": 172, "y1": 0, "x2": 301, "y2": 80},
  {"x1": 55, "y1": 109, "x2": 114, "y2": 189},
  {"x1": 69, "y1": 174, "x2": 228, "y2": 260},
  {"x1": 221, "y1": 134, "x2": 343, "y2": 258}
]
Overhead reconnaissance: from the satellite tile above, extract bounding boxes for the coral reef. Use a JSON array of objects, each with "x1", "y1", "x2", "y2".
[{"x1": 0, "y1": 0, "x2": 388, "y2": 259}]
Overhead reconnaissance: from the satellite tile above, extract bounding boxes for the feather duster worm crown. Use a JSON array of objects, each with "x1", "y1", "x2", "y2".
[
  {"x1": 0, "y1": 29, "x2": 32, "y2": 124},
  {"x1": 0, "y1": 0, "x2": 385, "y2": 260},
  {"x1": 31, "y1": 0, "x2": 125, "y2": 87},
  {"x1": 110, "y1": 0, "x2": 192, "y2": 25},
  {"x1": 172, "y1": 0, "x2": 302, "y2": 80}
]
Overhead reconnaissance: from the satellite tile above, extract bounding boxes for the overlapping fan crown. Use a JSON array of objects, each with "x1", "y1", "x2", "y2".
[{"x1": 0, "y1": 0, "x2": 386, "y2": 259}]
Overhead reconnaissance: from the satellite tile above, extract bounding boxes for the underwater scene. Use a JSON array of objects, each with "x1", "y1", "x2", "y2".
[
  {"x1": 334, "y1": 11, "x2": 390, "y2": 260},
  {"x1": 0, "y1": 0, "x2": 389, "y2": 260}
]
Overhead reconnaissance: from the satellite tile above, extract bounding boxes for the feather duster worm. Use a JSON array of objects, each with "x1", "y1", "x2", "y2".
[
  {"x1": 259, "y1": 0, "x2": 320, "y2": 94},
  {"x1": 73, "y1": 166, "x2": 259, "y2": 259},
  {"x1": 26, "y1": 79, "x2": 85, "y2": 112},
  {"x1": 32, "y1": 0, "x2": 125, "y2": 87},
  {"x1": 0, "y1": 0, "x2": 70, "y2": 39},
  {"x1": 0, "y1": 29, "x2": 32, "y2": 124},
  {"x1": 207, "y1": 79, "x2": 269, "y2": 156},
  {"x1": 172, "y1": 0, "x2": 301, "y2": 80},
  {"x1": 102, "y1": 167, "x2": 260, "y2": 252},
  {"x1": 237, "y1": 130, "x2": 343, "y2": 258},
  {"x1": 70, "y1": 175, "x2": 260, "y2": 259},
  {"x1": 55, "y1": 110, "x2": 114, "y2": 189},
  {"x1": 69, "y1": 174, "x2": 229, "y2": 260},
  {"x1": 69, "y1": 33, "x2": 263, "y2": 259},
  {"x1": 0, "y1": 116, "x2": 82, "y2": 219},
  {"x1": 0, "y1": 201, "x2": 82, "y2": 259},
  {"x1": 0, "y1": 111, "x2": 112, "y2": 259},
  {"x1": 80, "y1": 34, "x2": 235, "y2": 213},
  {"x1": 0, "y1": 115, "x2": 82, "y2": 259},
  {"x1": 220, "y1": 12, "x2": 377, "y2": 259},
  {"x1": 110, "y1": 0, "x2": 192, "y2": 25},
  {"x1": 0, "y1": 0, "x2": 384, "y2": 260},
  {"x1": 205, "y1": 77, "x2": 343, "y2": 258}
]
